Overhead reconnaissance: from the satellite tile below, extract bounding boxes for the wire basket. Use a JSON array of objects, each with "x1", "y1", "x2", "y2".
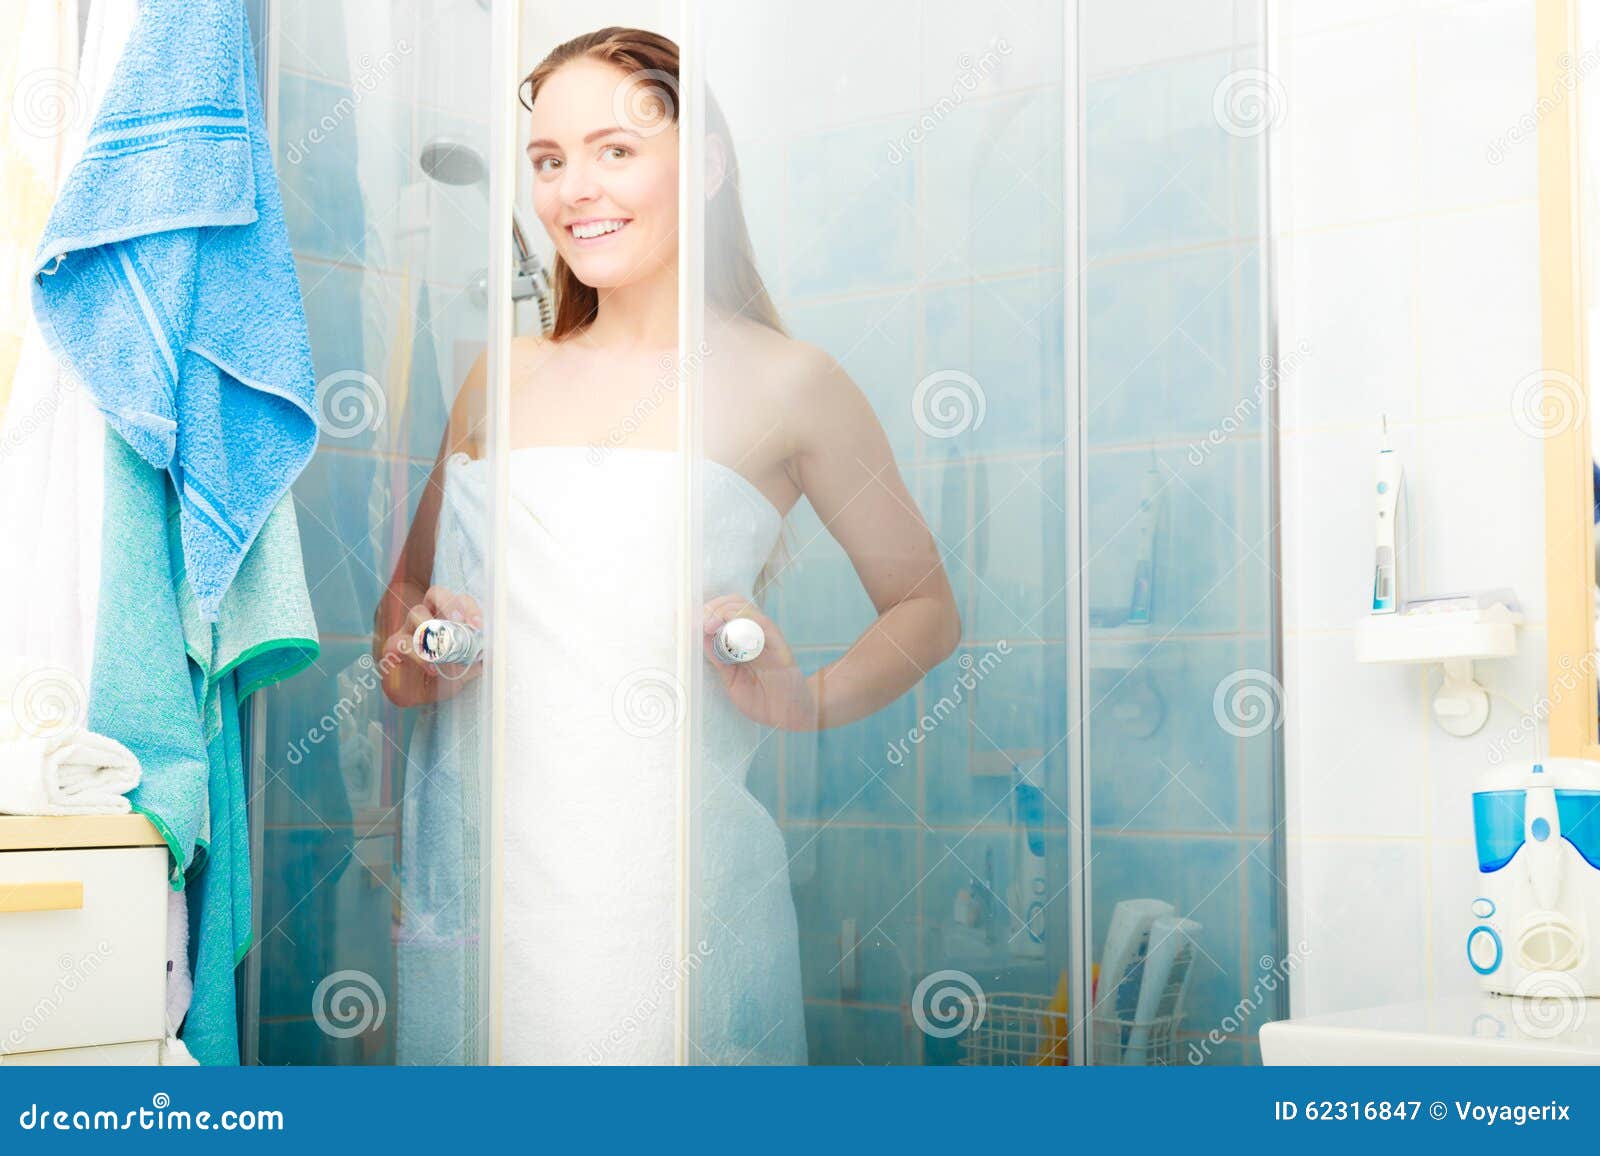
[
  {"x1": 1090, "y1": 1010, "x2": 1184, "y2": 1065},
  {"x1": 958, "y1": 992, "x2": 1070, "y2": 1065},
  {"x1": 1089, "y1": 928, "x2": 1197, "y2": 1065}
]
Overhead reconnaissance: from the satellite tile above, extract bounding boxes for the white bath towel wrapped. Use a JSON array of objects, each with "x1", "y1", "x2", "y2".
[{"x1": 397, "y1": 447, "x2": 807, "y2": 1065}]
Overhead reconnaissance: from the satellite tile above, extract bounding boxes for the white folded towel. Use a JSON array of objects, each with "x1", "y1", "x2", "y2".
[
  {"x1": 165, "y1": 887, "x2": 193, "y2": 1034},
  {"x1": 0, "y1": 728, "x2": 141, "y2": 815},
  {"x1": 158, "y1": 1034, "x2": 198, "y2": 1065}
]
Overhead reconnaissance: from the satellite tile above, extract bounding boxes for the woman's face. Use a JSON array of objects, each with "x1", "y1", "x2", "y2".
[{"x1": 526, "y1": 58, "x2": 679, "y2": 290}]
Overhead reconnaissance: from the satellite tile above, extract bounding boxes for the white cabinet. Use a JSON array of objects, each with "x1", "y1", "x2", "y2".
[{"x1": 0, "y1": 817, "x2": 170, "y2": 1065}]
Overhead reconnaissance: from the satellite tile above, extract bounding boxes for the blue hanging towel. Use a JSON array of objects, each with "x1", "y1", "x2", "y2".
[{"x1": 32, "y1": 0, "x2": 318, "y2": 622}]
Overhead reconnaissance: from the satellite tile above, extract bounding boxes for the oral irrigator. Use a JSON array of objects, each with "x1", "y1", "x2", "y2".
[
  {"x1": 713, "y1": 617, "x2": 765, "y2": 664},
  {"x1": 413, "y1": 618, "x2": 483, "y2": 666},
  {"x1": 1469, "y1": 757, "x2": 1600, "y2": 998}
]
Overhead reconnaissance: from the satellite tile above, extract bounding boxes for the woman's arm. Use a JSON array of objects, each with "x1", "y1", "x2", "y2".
[
  {"x1": 374, "y1": 350, "x2": 489, "y2": 707},
  {"x1": 783, "y1": 345, "x2": 963, "y2": 730}
]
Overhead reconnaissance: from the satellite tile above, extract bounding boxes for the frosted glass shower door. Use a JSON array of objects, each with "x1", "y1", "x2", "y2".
[
  {"x1": 1078, "y1": 0, "x2": 1284, "y2": 1066},
  {"x1": 246, "y1": 0, "x2": 514, "y2": 1066},
  {"x1": 683, "y1": 0, "x2": 1074, "y2": 1066}
]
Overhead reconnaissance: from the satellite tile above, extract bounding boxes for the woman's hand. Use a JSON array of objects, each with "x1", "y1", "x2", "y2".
[
  {"x1": 702, "y1": 595, "x2": 818, "y2": 731},
  {"x1": 379, "y1": 585, "x2": 484, "y2": 708}
]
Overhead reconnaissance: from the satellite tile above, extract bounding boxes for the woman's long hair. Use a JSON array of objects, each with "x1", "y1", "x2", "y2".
[{"x1": 519, "y1": 27, "x2": 785, "y2": 341}]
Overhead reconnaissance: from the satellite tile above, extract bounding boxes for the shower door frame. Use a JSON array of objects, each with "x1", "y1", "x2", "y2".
[
  {"x1": 1063, "y1": 0, "x2": 1090, "y2": 1069},
  {"x1": 483, "y1": 0, "x2": 520, "y2": 1069}
]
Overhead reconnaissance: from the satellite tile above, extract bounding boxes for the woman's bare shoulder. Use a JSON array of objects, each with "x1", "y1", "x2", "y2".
[
  {"x1": 758, "y1": 332, "x2": 873, "y2": 441},
  {"x1": 709, "y1": 320, "x2": 839, "y2": 400},
  {"x1": 512, "y1": 332, "x2": 554, "y2": 357}
]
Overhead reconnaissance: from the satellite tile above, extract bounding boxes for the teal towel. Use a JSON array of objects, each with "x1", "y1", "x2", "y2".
[
  {"x1": 90, "y1": 428, "x2": 318, "y2": 1065},
  {"x1": 182, "y1": 674, "x2": 249, "y2": 1066}
]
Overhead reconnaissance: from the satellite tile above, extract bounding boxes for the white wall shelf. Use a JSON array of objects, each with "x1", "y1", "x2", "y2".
[{"x1": 1355, "y1": 602, "x2": 1523, "y2": 737}]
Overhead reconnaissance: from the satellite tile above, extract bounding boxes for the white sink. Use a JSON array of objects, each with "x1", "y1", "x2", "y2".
[{"x1": 1261, "y1": 994, "x2": 1600, "y2": 1065}]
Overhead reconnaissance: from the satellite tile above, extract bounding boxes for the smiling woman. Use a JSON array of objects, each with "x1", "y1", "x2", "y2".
[
  {"x1": 380, "y1": 22, "x2": 960, "y2": 1066},
  {"x1": 521, "y1": 46, "x2": 679, "y2": 332}
]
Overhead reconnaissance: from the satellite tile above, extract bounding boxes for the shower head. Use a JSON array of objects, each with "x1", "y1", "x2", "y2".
[
  {"x1": 419, "y1": 136, "x2": 488, "y2": 188},
  {"x1": 418, "y1": 133, "x2": 553, "y2": 333}
]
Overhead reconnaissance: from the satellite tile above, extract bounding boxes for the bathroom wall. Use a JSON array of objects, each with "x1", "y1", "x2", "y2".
[{"x1": 1273, "y1": 0, "x2": 1549, "y2": 1016}]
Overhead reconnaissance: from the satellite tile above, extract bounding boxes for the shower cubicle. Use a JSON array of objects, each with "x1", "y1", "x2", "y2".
[{"x1": 244, "y1": 0, "x2": 1284, "y2": 1064}]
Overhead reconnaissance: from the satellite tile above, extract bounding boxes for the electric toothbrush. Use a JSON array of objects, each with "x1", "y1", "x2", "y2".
[{"x1": 1372, "y1": 414, "x2": 1404, "y2": 614}]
